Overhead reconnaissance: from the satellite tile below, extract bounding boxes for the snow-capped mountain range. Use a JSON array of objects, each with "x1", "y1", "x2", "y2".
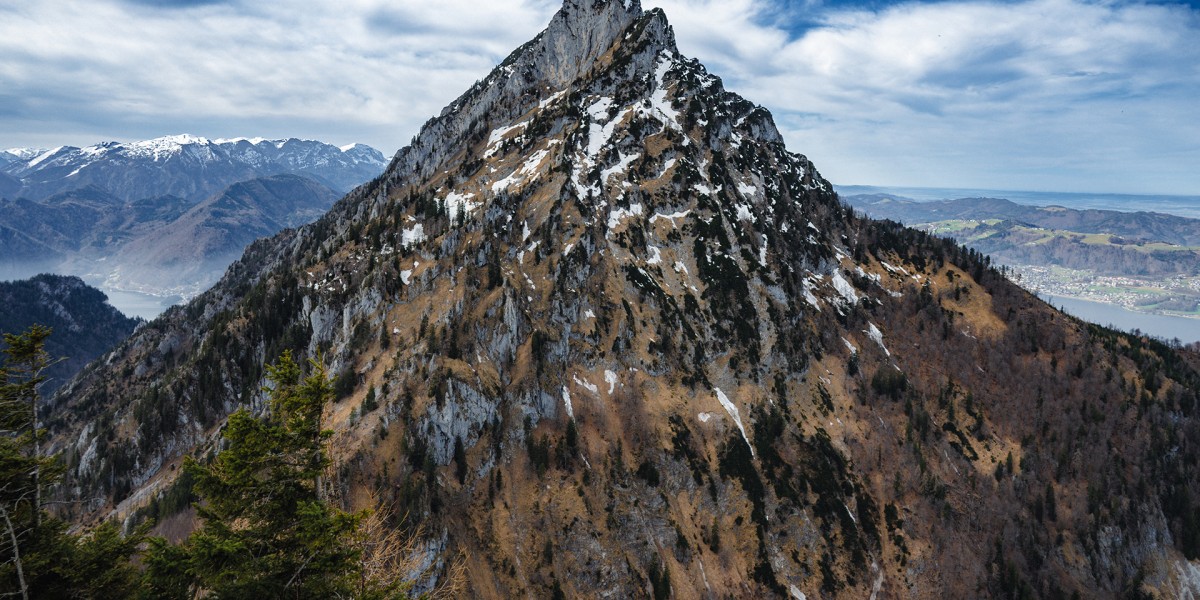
[
  {"x1": 1, "y1": 134, "x2": 387, "y2": 203},
  {"x1": 0, "y1": 135, "x2": 388, "y2": 307}
]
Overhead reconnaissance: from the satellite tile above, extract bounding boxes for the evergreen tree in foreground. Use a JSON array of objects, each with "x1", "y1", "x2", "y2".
[
  {"x1": 1, "y1": 332, "x2": 443, "y2": 597},
  {"x1": 145, "y1": 351, "x2": 364, "y2": 598},
  {"x1": 1, "y1": 325, "x2": 143, "y2": 599}
]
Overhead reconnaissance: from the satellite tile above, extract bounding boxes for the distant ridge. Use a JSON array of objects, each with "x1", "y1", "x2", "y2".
[
  {"x1": 836, "y1": 184, "x2": 1200, "y2": 219},
  {"x1": 0, "y1": 135, "x2": 388, "y2": 300},
  {"x1": 845, "y1": 193, "x2": 1200, "y2": 246},
  {"x1": 2, "y1": 134, "x2": 387, "y2": 203},
  {"x1": 0, "y1": 274, "x2": 140, "y2": 395}
]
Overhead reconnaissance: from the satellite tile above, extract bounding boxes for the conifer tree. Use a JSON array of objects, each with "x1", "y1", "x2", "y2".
[
  {"x1": 1, "y1": 325, "x2": 143, "y2": 598},
  {"x1": 147, "y1": 351, "x2": 363, "y2": 598},
  {"x1": 1, "y1": 325, "x2": 61, "y2": 598}
]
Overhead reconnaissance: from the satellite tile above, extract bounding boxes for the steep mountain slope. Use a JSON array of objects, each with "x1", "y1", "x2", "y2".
[
  {"x1": 52, "y1": 1, "x2": 1200, "y2": 598},
  {"x1": 3, "y1": 135, "x2": 386, "y2": 203},
  {"x1": 0, "y1": 274, "x2": 140, "y2": 395}
]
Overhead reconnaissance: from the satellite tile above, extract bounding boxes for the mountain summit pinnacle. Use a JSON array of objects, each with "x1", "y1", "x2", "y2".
[
  {"x1": 544, "y1": 0, "x2": 645, "y2": 84},
  {"x1": 386, "y1": 0, "x2": 671, "y2": 184}
]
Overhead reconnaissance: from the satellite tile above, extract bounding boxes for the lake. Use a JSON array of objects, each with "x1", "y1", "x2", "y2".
[
  {"x1": 1039, "y1": 293, "x2": 1200, "y2": 345},
  {"x1": 103, "y1": 288, "x2": 183, "y2": 321}
]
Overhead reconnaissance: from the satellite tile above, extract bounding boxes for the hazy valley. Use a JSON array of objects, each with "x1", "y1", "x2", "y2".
[{"x1": 0, "y1": 136, "x2": 387, "y2": 309}]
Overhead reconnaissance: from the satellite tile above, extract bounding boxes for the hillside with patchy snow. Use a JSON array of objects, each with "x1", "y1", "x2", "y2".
[{"x1": 48, "y1": 1, "x2": 1200, "y2": 598}]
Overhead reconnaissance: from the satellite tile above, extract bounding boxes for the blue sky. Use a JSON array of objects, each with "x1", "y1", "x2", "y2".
[{"x1": 1, "y1": 0, "x2": 1197, "y2": 195}]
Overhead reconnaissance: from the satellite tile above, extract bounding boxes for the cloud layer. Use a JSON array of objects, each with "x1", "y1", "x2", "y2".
[
  {"x1": 656, "y1": 0, "x2": 1200, "y2": 193},
  {"x1": 1, "y1": 0, "x2": 1197, "y2": 194}
]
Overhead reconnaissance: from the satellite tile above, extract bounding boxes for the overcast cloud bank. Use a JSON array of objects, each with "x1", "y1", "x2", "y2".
[{"x1": 1, "y1": 0, "x2": 1196, "y2": 194}]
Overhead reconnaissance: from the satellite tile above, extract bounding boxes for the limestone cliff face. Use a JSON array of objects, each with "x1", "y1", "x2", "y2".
[
  {"x1": 385, "y1": 0, "x2": 645, "y2": 187},
  {"x1": 51, "y1": 1, "x2": 1200, "y2": 597}
]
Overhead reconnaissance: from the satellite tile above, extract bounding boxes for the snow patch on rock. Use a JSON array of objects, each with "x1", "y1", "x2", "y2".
[
  {"x1": 402, "y1": 223, "x2": 425, "y2": 245},
  {"x1": 866, "y1": 322, "x2": 890, "y2": 356},
  {"x1": 607, "y1": 203, "x2": 644, "y2": 231},
  {"x1": 647, "y1": 245, "x2": 662, "y2": 265},
  {"x1": 715, "y1": 388, "x2": 753, "y2": 456},
  {"x1": 831, "y1": 271, "x2": 858, "y2": 305},
  {"x1": 573, "y1": 374, "x2": 598, "y2": 395},
  {"x1": 604, "y1": 370, "x2": 618, "y2": 394}
]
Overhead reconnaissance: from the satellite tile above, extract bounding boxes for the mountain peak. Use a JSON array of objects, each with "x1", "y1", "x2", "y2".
[
  {"x1": 2, "y1": 147, "x2": 48, "y2": 160},
  {"x1": 558, "y1": 0, "x2": 642, "y2": 23},
  {"x1": 543, "y1": 0, "x2": 645, "y2": 83},
  {"x1": 386, "y1": 0, "x2": 675, "y2": 185},
  {"x1": 123, "y1": 134, "x2": 213, "y2": 160}
]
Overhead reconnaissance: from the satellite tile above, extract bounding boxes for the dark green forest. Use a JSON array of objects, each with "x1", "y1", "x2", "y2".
[{"x1": 0, "y1": 327, "x2": 443, "y2": 599}]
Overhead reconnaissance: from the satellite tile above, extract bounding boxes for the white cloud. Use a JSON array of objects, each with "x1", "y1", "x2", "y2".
[
  {"x1": 0, "y1": 0, "x2": 1197, "y2": 194},
  {"x1": 0, "y1": 0, "x2": 559, "y2": 153},
  {"x1": 650, "y1": 0, "x2": 1200, "y2": 194}
]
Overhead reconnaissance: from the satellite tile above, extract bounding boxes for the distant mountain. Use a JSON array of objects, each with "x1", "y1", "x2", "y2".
[
  {"x1": 0, "y1": 170, "x2": 19, "y2": 198},
  {"x1": 0, "y1": 186, "x2": 163, "y2": 253},
  {"x1": 0, "y1": 147, "x2": 43, "y2": 169},
  {"x1": 0, "y1": 187, "x2": 190, "y2": 278},
  {"x1": 0, "y1": 174, "x2": 341, "y2": 298},
  {"x1": 109, "y1": 174, "x2": 341, "y2": 293},
  {"x1": 845, "y1": 193, "x2": 1200, "y2": 314},
  {"x1": 0, "y1": 221, "x2": 63, "y2": 280},
  {"x1": 0, "y1": 135, "x2": 385, "y2": 301},
  {"x1": 959, "y1": 221, "x2": 1200, "y2": 277},
  {"x1": 846, "y1": 194, "x2": 1200, "y2": 246},
  {"x1": 0, "y1": 274, "x2": 140, "y2": 395},
  {"x1": 2, "y1": 134, "x2": 387, "y2": 203},
  {"x1": 845, "y1": 193, "x2": 1200, "y2": 277}
]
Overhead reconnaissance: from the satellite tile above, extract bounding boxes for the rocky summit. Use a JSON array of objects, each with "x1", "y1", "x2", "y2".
[{"x1": 50, "y1": 1, "x2": 1200, "y2": 597}]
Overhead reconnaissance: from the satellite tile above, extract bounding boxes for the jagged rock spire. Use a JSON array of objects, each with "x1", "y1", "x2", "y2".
[
  {"x1": 385, "y1": 0, "x2": 661, "y2": 185},
  {"x1": 542, "y1": 0, "x2": 644, "y2": 86}
]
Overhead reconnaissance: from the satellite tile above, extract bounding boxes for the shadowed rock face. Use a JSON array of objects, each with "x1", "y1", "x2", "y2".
[
  {"x1": 0, "y1": 170, "x2": 19, "y2": 198},
  {"x1": 49, "y1": 1, "x2": 1200, "y2": 598},
  {"x1": 0, "y1": 274, "x2": 140, "y2": 395}
]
